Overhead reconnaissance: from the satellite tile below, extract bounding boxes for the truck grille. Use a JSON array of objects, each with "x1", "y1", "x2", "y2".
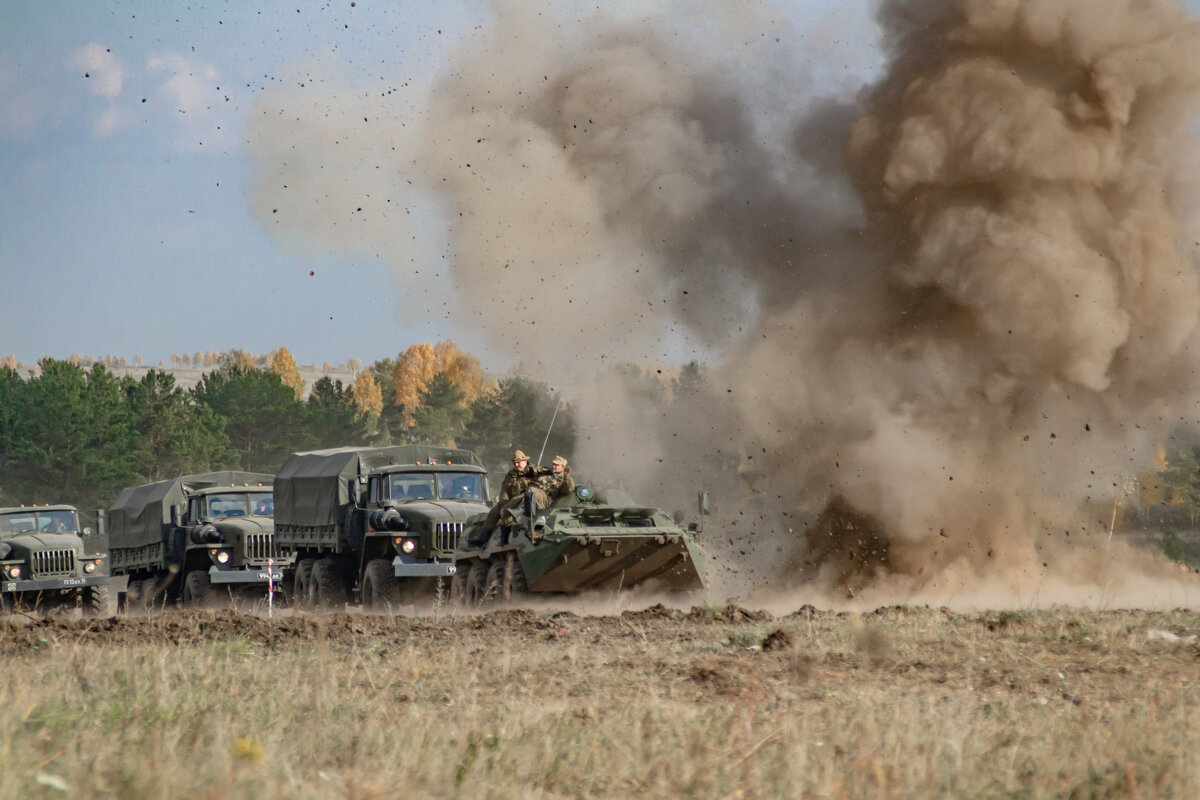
[
  {"x1": 32, "y1": 549, "x2": 76, "y2": 577},
  {"x1": 244, "y1": 533, "x2": 276, "y2": 562},
  {"x1": 433, "y1": 523, "x2": 462, "y2": 553}
]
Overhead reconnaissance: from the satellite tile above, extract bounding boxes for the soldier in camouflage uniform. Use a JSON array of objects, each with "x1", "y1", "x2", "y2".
[
  {"x1": 538, "y1": 455, "x2": 575, "y2": 503},
  {"x1": 482, "y1": 449, "x2": 544, "y2": 534}
]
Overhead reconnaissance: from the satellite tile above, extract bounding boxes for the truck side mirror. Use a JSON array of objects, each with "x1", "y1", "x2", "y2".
[
  {"x1": 170, "y1": 505, "x2": 180, "y2": 526},
  {"x1": 698, "y1": 491, "x2": 711, "y2": 516}
]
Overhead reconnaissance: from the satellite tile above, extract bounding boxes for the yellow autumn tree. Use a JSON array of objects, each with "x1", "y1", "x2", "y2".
[
  {"x1": 350, "y1": 370, "x2": 384, "y2": 420},
  {"x1": 391, "y1": 340, "x2": 485, "y2": 426},
  {"x1": 270, "y1": 346, "x2": 306, "y2": 399},
  {"x1": 219, "y1": 349, "x2": 257, "y2": 372}
]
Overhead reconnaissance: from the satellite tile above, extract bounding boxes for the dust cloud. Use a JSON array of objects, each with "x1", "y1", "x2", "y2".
[{"x1": 246, "y1": 0, "x2": 1200, "y2": 607}]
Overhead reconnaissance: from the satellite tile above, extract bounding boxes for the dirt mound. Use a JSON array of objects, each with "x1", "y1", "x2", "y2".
[{"x1": 684, "y1": 604, "x2": 772, "y2": 624}]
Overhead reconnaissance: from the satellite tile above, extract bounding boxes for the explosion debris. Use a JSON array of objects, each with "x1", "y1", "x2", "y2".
[{"x1": 247, "y1": 0, "x2": 1200, "y2": 604}]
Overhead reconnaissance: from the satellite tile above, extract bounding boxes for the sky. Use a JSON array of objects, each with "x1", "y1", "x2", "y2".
[
  {"x1": 3, "y1": 1, "x2": 1200, "y2": 371},
  {"x1": 0, "y1": 0, "x2": 884, "y2": 371}
]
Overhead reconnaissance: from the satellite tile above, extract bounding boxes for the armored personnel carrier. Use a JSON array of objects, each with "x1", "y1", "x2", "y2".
[
  {"x1": 0, "y1": 504, "x2": 113, "y2": 615},
  {"x1": 450, "y1": 483, "x2": 706, "y2": 606}
]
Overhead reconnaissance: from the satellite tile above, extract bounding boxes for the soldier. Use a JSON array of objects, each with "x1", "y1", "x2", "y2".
[
  {"x1": 481, "y1": 449, "x2": 544, "y2": 534},
  {"x1": 538, "y1": 455, "x2": 575, "y2": 502}
]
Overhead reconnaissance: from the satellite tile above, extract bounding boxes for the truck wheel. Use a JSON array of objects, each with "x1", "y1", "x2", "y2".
[
  {"x1": 294, "y1": 559, "x2": 314, "y2": 610},
  {"x1": 311, "y1": 560, "x2": 348, "y2": 610},
  {"x1": 140, "y1": 578, "x2": 166, "y2": 612},
  {"x1": 130, "y1": 579, "x2": 155, "y2": 612},
  {"x1": 362, "y1": 559, "x2": 401, "y2": 612},
  {"x1": 450, "y1": 562, "x2": 473, "y2": 609},
  {"x1": 183, "y1": 570, "x2": 225, "y2": 609},
  {"x1": 466, "y1": 560, "x2": 489, "y2": 606},
  {"x1": 83, "y1": 586, "x2": 111, "y2": 618}
]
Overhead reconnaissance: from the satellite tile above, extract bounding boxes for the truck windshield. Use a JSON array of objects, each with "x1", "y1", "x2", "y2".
[
  {"x1": 0, "y1": 514, "x2": 37, "y2": 534},
  {"x1": 0, "y1": 510, "x2": 77, "y2": 534},
  {"x1": 438, "y1": 472, "x2": 485, "y2": 501},
  {"x1": 388, "y1": 474, "x2": 436, "y2": 501},
  {"x1": 248, "y1": 493, "x2": 274, "y2": 516},
  {"x1": 206, "y1": 493, "x2": 254, "y2": 518}
]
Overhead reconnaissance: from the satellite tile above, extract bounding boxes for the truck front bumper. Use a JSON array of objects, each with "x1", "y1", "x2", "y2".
[
  {"x1": 3, "y1": 575, "x2": 110, "y2": 593},
  {"x1": 208, "y1": 567, "x2": 286, "y2": 585},
  {"x1": 392, "y1": 557, "x2": 456, "y2": 578}
]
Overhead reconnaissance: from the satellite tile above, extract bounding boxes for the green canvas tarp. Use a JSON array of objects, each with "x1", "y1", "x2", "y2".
[
  {"x1": 274, "y1": 445, "x2": 484, "y2": 529},
  {"x1": 107, "y1": 471, "x2": 274, "y2": 550}
]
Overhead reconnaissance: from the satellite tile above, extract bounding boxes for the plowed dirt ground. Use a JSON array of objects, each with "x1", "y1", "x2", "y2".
[{"x1": 1, "y1": 603, "x2": 1197, "y2": 798}]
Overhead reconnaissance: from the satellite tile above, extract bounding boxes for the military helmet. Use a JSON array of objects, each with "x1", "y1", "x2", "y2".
[
  {"x1": 513, "y1": 449, "x2": 528, "y2": 462},
  {"x1": 551, "y1": 455, "x2": 568, "y2": 466}
]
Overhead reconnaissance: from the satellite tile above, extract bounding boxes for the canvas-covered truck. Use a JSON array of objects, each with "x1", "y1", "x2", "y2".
[
  {"x1": 0, "y1": 504, "x2": 114, "y2": 615},
  {"x1": 274, "y1": 445, "x2": 490, "y2": 610},
  {"x1": 108, "y1": 472, "x2": 287, "y2": 610}
]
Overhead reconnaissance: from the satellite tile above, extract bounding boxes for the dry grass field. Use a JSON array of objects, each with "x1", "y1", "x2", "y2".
[{"x1": 1, "y1": 603, "x2": 1197, "y2": 799}]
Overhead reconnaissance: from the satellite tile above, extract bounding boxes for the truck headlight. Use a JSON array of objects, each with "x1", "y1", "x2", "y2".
[
  {"x1": 393, "y1": 537, "x2": 417, "y2": 554},
  {"x1": 83, "y1": 561, "x2": 96, "y2": 574},
  {"x1": 209, "y1": 549, "x2": 231, "y2": 565},
  {"x1": 6, "y1": 565, "x2": 22, "y2": 579}
]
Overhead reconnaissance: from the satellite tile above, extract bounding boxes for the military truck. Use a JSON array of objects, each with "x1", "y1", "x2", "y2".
[
  {"x1": 451, "y1": 482, "x2": 706, "y2": 606},
  {"x1": 108, "y1": 472, "x2": 286, "y2": 610},
  {"x1": 273, "y1": 445, "x2": 490, "y2": 610},
  {"x1": 0, "y1": 504, "x2": 113, "y2": 615}
]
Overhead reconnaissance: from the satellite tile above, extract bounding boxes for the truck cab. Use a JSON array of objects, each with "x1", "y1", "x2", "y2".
[{"x1": 0, "y1": 504, "x2": 112, "y2": 615}]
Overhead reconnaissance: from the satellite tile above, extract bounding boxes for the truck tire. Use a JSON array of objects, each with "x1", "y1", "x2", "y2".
[
  {"x1": 294, "y1": 559, "x2": 314, "y2": 610},
  {"x1": 311, "y1": 559, "x2": 348, "y2": 610},
  {"x1": 450, "y1": 561, "x2": 473, "y2": 609},
  {"x1": 130, "y1": 579, "x2": 155, "y2": 612},
  {"x1": 467, "y1": 559, "x2": 489, "y2": 606},
  {"x1": 145, "y1": 578, "x2": 169, "y2": 612},
  {"x1": 83, "y1": 586, "x2": 110, "y2": 618},
  {"x1": 183, "y1": 570, "x2": 227, "y2": 609},
  {"x1": 362, "y1": 559, "x2": 401, "y2": 612}
]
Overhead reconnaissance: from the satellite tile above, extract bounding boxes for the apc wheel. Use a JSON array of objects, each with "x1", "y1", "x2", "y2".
[
  {"x1": 83, "y1": 586, "x2": 111, "y2": 618},
  {"x1": 311, "y1": 559, "x2": 348, "y2": 610},
  {"x1": 505, "y1": 554, "x2": 528, "y2": 598},
  {"x1": 294, "y1": 559, "x2": 314, "y2": 610},
  {"x1": 466, "y1": 560, "x2": 489, "y2": 606},
  {"x1": 486, "y1": 553, "x2": 527, "y2": 605},
  {"x1": 362, "y1": 559, "x2": 401, "y2": 612}
]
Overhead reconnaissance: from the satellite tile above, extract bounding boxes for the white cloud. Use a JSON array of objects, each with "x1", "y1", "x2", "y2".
[
  {"x1": 147, "y1": 51, "x2": 228, "y2": 149},
  {"x1": 72, "y1": 44, "x2": 123, "y2": 100}
]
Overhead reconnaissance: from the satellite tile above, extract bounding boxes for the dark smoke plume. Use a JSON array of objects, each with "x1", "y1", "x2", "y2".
[{"x1": 247, "y1": 0, "x2": 1200, "y2": 604}]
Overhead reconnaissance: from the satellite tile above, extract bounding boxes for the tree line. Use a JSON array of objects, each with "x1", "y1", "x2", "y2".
[{"x1": 0, "y1": 346, "x2": 575, "y2": 510}]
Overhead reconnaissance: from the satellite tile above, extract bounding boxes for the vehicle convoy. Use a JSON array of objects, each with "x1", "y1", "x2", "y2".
[
  {"x1": 451, "y1": 483, "x2": 707, "y2": 606},
  {"x1": 107, "y1": 472, "x2": 286, "y2": 609},
  {"x1": 0, "y1": 505, "x2": 113, "y2": 615},
  {"x1": 273, "y1": 444, "x2": 490, "y2": 610}
]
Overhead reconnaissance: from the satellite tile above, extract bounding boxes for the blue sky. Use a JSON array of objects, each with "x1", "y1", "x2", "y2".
[
  {"x1": 0, "y1": 0, "x2": 888, "y2": 370},
  {"x1": 5, "y1": 1, "x2": 1197, "y2": 371}
]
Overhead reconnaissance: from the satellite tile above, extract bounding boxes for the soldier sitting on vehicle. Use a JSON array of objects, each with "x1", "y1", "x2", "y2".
[
  {"x1": 538, "y1": 455, "x2": 575, "y2": 503},
  {"x1": 470, "y1": 449, "x2": 555, "y2": 546}
]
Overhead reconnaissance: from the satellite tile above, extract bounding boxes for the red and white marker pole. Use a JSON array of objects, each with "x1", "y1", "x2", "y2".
[{"x1": 267, "y1": 556, "x2": 274, "y2": 618}]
